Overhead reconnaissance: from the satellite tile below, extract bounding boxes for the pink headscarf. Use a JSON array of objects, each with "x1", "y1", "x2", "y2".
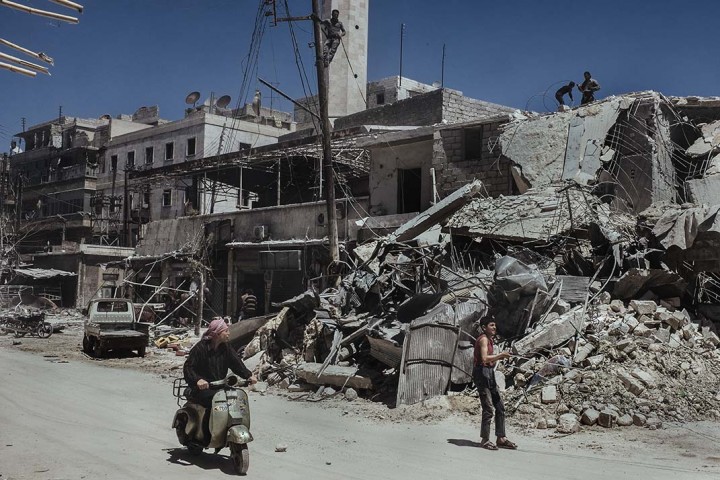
[{"x1": 203, "y1": 318, "x2": 229, "y2": 341}]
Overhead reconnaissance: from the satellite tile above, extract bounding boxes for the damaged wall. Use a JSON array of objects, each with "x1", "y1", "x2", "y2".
[
  {"x1": 433, "y1": 119, "x2": 513, "y2": 198},
  {"x1": 368, "y1": 139, "x2": 433, "y2": 215},
  {"x1": 334, "y1": 89, "x2": 515, "y2": 131},
  {"x1": 500, "y1": 93, "x2": 678, "y2": 214}
]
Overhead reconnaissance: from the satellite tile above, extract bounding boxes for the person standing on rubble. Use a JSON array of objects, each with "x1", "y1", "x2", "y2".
[
  {"x1": 578, "y1": 71, "x2": 601, "y2": 105},
  {"x1": 311, "y1": 9, "x2": 346, "y2": 67},
  {"x1": 554, "y1": 81, "x2": 575, "y2": 106},
  {"x1": 473, "y1": 317, "x2": 518, "y2": 450}
]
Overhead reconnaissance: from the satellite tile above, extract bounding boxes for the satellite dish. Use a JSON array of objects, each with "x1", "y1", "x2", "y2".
[
  {"x1": 185, "y1": 91, "x2": 201, "y2": 106},
  {"x1": 216, "y1": 95, "x2": 232, "y2": 109}
]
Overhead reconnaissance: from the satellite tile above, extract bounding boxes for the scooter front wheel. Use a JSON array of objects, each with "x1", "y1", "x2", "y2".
[{"x1": 229, "y1": 442, "x2": 249, "y2": 475}]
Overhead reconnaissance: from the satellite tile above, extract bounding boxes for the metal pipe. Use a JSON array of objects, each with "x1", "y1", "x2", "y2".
[
  {"x1": 0, "y1": 61, "x2": 36, "y2": 77},
  {"x1": 0, "y1": 51, "x2": 49, "y2": 74},
  {"x1": 0, "y1": 0, "x2": 79, "y2": 23}
]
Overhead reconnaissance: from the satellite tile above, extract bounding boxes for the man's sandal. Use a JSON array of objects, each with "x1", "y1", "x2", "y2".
[
  {"x1": 497, "y1": 439, "x2": 518, "y2": 450},
  {"x1": 480, "y1": 441, "x2": 498, "y2": 450}
]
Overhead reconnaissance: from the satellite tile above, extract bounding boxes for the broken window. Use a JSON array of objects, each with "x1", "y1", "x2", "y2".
[
  {"x1": 162, "y1": 189, "x2": 172, "y2": 207},
  {"x1": 165, "y1": 142, "x2": 174, "y2": 161},
  {"x1": 142, "y1": 191, "x2": 150, "y2": 208},
  {"x1": 376, "y1": 92, "x2": 385, "y2": 105},
  {"x1": 464, "y1": 127, "x2": 483, "y2": 160},
  {"x1": 110, "y1": 155, "x2": 118, "y2": 172},
  {"x1": 127, "y1": 150, "x2": 135, "y2": 168},
  {"x1": 187, "y1": 137, "x2": 196, "y2": 156},
  {"x1": 397, "y1": 168, "x2": 422, "y2": 214},
  {"x1": 145, "y1": 146, "x2": 154, "y2": 164}
]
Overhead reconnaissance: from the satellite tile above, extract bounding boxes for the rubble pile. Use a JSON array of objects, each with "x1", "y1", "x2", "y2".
[
  {"x1": 505, "y1": 297, "x2": 720, "y2": 431},
  {"x1": 230, "y1": 176, "x2": 720, "y2": 433}
]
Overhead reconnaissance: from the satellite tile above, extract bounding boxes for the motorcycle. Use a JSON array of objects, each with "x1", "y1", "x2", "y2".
[
  {"x1": 0, "y1": 312, "x2": 53, "y2": 338},
  {"x1": 172, "y1": 375, "x2": 253, "y2": 475}
]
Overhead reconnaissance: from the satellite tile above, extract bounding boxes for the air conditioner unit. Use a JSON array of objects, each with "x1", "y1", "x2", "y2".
[{"x1": 253, "y1": 225, "x2": 269, "y2": 241}]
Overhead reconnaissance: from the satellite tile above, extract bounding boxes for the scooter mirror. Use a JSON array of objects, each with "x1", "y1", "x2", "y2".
[{"x1": 225, "y1": 375, "x2": 239, "y2": 387}]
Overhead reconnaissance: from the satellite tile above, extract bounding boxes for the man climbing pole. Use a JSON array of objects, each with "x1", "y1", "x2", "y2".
[{"x1": 311, "y1": 9, "x2": 346, "y2": 67}]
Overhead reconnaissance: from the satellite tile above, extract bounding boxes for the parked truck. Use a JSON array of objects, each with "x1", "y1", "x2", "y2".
[{"x1": 82, "y1": 298, "x2": 150, "y2": 358}]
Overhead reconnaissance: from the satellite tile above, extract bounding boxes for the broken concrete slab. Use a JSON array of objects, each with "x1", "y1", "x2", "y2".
[
  {"x1": 617, "y1": 414, "x2": 634, "y2": 427},
  {"x1": 295, "y1": 363, "x2": 373, "y2": 390},
  {"x1": 631, "y1": 369, "x2": 657, "y2": 389},
  {"x1": 512, "y1": 308, "x2": 584, "y2": 356},
  {"x1": 389, "y1": 179, "x2": 483, "y2": 243},
  {"x1": 598, "y1": 410, "x2": 615, "y2": 428}
]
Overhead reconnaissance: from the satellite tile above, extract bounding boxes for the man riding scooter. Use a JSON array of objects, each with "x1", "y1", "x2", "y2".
[{"x1": 183, "y1": 319, "x2": 257, "y2": 439}]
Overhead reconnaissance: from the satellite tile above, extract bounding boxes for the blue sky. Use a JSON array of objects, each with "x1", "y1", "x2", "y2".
[{"x1": 2, "y1": 0, "x2": 720, "y2": 145}]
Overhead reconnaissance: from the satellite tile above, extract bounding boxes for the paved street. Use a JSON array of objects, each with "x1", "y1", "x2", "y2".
[{"x1": 0, "y1": 347, "x2": 716, "y2": 480}]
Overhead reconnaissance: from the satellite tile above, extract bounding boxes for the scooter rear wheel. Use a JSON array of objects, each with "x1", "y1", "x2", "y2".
[{"x1": 229, "y1": 442, "x2": 249, "y2": 475}]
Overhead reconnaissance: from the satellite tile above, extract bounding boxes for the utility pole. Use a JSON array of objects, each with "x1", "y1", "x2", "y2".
[
  {"x1": 272, "y1": 0, "x2": 339, "y2": 263},
  {"x1": 123, "y1": 168, "x2": 130, "y2": 246},
  {"x1": 311, "y1": 0, "x2": 339, "y2": 263}
]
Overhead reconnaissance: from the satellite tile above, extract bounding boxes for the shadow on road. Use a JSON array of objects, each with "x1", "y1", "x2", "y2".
[
  {"x1": 447, "y1": 439, "x2": 483, "y2": 448},
  {"x1": 165, "y1": 447, "x2": 236, "y2": 475}
]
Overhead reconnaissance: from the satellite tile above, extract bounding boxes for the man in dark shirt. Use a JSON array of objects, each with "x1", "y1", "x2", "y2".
[
  {"x1": 473, "y1": 316, "x2": 517, "y2": 450},
  {"x1": 555, "y1": 81, "x2": 575, "y2": 106},
  {"x1": 312, "y1": 9, "x2": 346, "y2": 67},
  {"x1": 183, "y1": 318, "x2": 256, "y2": 407},
  {"x1": 578, "y1": 71, "x2": 601, "y2": 105}
]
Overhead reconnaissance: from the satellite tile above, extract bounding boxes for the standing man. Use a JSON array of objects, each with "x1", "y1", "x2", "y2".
[
  {"x1": 578, "y1": 71, "x2": 601, "y2": 105},
  {"x1": 473, "y1": 316, "x2": 517, "y2": 450},
  {"x1": 312, "y1": 9, "x2": 346, "y2": 67},
  {"x1": 555, "y1": 81, "x2": 575, "y2": 106},
  {"x1": 239, "y1": 288, "x2": 257, "y2": 320}
]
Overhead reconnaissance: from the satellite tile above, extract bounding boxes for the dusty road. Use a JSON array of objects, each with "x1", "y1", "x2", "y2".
[{"x1": 1, "y1": 346, "x2": 719, "y2": 480}]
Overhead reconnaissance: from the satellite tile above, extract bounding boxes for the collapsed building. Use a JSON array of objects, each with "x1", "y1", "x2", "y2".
[{"x1": 180, "y1": 91, "x2": 720, "y2": 431}]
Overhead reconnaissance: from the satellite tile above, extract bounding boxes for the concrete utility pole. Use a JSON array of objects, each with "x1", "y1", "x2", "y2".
[{"x1": 311, "y1": 0, "x2": 339, "y2": 264}]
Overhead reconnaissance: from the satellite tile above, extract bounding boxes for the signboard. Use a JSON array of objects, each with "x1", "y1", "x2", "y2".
[{"x1": 259, "y1": 250, "x2": 302, "y2": 271}]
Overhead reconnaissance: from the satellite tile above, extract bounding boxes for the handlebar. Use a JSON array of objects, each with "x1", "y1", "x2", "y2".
[{"x1": 207, "y1": 375, "x2": 250, "y2": 388}]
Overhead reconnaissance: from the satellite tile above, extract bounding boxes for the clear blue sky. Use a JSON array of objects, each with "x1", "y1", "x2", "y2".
[{"x1": 2, "y1": 0, "x2": 720, "y2": 145}]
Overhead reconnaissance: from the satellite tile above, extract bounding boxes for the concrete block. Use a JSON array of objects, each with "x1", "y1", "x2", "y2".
[
  {"x1": 512, "y1": 309, "x2": 585, "y2": 356},
  {"x1": 583, "y1": 354, "x2": 605, "y2": 368},
  {"x1": 630, "y1": 300, "x2": 657, "y2": 316},
  {"x1": 623, "y1": 315, "x2": 639, "y2": 332},
  {"x1": 632, "y1": 413, "x2": 647, "y2": 426},
  {"x1": 631, "y1": 369, "x2": 657, "y2": 389},
  {"x1": 573, "y1": 343, "x2": 595, "y2": 364},
  {"x1": 665, "y1": 311, "x2": 687, "y2": 330},
  {"x1": 581, "y1": 408, "x2": 600, "y2": 425},
  {"x1": 668, "y1": 333, "x2": 682, "y2": 348},
  {"x1": 632, "y1": 324, "x2": 652, "y2": 337},
  {"x1": 653, "y1": 327, "x2": 671, "y2": 343},
  {"x1": 618, "y1": 369, "x2": 645, "y2": 396},
  {"x1": 598, "y1": 410, "x2": 615, "y2": 428},
  {"x1": 617, "y1": 414, "x2": 634, "y2": 426},
  {"x1": 610, "y1": 300, "x2": 625, "y2": 313},
  {"x1": 557, "y1": 413, "x2": 581, "y2": 434},
  {"x1": 615, "y1": 338, "x2": 636, "y2": 353},
  {"x1": 541, "y1": 385, "x2": 558, "y2": 404},
  {"x1": 704, "y1": 330, "x2": 720, "y2": 346}
]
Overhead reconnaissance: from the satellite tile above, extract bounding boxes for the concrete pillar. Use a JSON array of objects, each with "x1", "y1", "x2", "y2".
[{"x1": 322, "y1": 0, "x2": 369, "y2": 122}]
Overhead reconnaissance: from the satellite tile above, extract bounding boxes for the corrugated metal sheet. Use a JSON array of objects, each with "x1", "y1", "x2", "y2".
[
  {"x1": 396, "y1": 303, "x2": 459, "y2": 406},
  {"x1": 14, "y1": 268, "x2": 76, "y2": 279},
  {"x1": 451, "y1": 342, "x2": 474, "y2": 385}
]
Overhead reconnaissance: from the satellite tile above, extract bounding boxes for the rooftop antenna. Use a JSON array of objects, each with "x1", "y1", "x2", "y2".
[{"x1": 185, "y1": 91, "x2": 201, "y2": 108}]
